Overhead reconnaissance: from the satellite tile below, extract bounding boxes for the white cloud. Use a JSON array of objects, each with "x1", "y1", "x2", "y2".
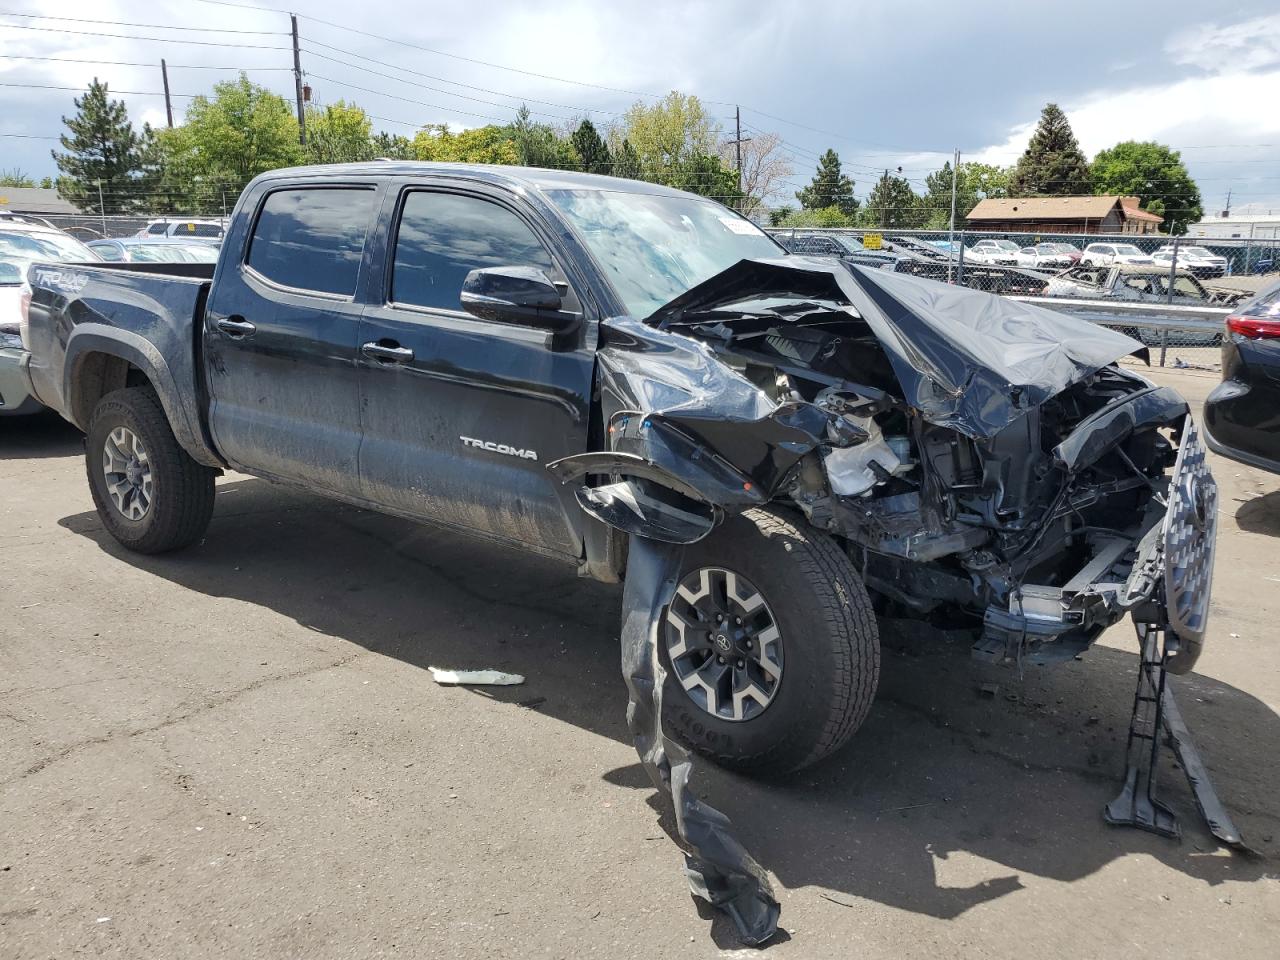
[{"x1": 1166, "y1": 12, "x2": 1280, "y2": 72}]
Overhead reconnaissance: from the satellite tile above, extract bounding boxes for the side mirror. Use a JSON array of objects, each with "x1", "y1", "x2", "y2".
[{"x1": 460, "y1": 265, "x2": 579, "y2": 334}]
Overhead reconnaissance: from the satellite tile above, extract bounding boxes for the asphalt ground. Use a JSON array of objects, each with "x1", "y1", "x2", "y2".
[{"x1": 2, "y1": 364, "x2": 1277, "y2": 958}]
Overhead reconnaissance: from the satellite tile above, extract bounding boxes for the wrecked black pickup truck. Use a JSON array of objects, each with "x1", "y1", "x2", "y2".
[{"x1": 23, "y1": 163, "x2": 1233, "y2": 943}]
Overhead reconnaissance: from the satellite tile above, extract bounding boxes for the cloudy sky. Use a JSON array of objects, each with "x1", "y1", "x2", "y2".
[{"x1": 2, "y1": 0, "x2": 1278, "y2": 215}]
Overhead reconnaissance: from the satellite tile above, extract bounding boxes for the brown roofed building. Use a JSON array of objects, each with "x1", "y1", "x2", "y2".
[{"x1": 965, "y1": 195, "x2": 1164, "y2": 235}]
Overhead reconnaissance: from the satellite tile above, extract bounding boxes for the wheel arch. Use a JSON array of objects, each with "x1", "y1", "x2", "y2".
[{"x1": 63, "y1": 327, "x2": 221, "y2": 467}]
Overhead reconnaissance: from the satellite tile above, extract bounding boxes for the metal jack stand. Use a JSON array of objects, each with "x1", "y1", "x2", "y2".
[{"x1": 1104, "y1": 619, "x2": 1253, "y2": 854}]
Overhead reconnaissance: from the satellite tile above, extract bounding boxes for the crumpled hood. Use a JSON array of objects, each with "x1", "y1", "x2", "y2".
[{"x1": 648, "y1": 257, "x2": 1147, "y2": 439}]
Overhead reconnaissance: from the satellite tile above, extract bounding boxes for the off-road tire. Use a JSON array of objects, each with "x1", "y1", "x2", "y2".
[
  {"x1": 660, "y1": 507, "x2": 880, "y2": 777},
  {"x1": 86, "y1": 387, "x2": 216, "y2": 554}
]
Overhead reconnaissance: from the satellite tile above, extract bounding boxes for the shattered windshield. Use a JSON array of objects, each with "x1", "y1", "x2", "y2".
[{"x1": 546, "y1": 188, "x2": 783, "y2": 318}]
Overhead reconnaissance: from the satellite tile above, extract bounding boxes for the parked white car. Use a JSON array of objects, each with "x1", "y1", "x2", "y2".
[
  {"x1": 1015, "y1": 243, "x2": 1074, "y2": 269},
  {"x1": 135, "y1": 218, "x2": 226, "y2": 241},
  {"x1": 1152, "y1": 245, "x2": 1228, "y2": 278},
  {"x1": 1080, "y1": 242, "x2": 1154, "y2": 267},
  {"x1": 966, "y1": 238, "x2": 1020, "y2": 265}
]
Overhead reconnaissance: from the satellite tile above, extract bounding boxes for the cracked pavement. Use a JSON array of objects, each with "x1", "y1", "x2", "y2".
[{"x1": 2, "y1": 366, "x2": 1279, "y2": 958}]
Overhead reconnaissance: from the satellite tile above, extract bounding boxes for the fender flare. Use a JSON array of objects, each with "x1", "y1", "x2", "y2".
[{"x1": 63, "y1": 325, "x2": 219, "y2": 466}]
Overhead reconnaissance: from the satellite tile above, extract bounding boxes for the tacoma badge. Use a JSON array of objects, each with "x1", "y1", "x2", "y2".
[{"x1": 459, "y1": 435, "x2": 538, "y2": 461}]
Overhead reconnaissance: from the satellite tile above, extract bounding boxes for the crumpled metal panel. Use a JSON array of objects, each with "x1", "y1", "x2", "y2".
[
  {"x1": 620, "y1": 535, "x2": 781, "y2": 945},
  {"x1": 649, "y1": 258, "x2": 1149, "y2": 439},
  {"x1": 595, "y1": 315, "x2": 832, "y2": 502}
]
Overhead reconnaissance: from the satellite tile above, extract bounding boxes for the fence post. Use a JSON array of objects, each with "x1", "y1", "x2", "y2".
[
  {"x1": 956, "y1": 230, "x2": 965, "y2": 285},
  {"x1": 1166, "y1": 234, "x2": 1179, "y2": 305},
  {"x1": 1159, "y1": 326, "x2": 1169, "y2": 368}
]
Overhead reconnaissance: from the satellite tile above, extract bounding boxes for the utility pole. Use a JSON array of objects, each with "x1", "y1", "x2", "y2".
[
  {"x1": 724, "y1": 106, "x2": 752, "y2": 200},
  {"x1": 291, "y1": 14, "x2": 306, "y2": 146},
  {"x1": 947, "y1": 148, "x2": 960, "y2": 283},
  {"x1": 161, "y1": 59, "x2": 174, "y2": 128}
]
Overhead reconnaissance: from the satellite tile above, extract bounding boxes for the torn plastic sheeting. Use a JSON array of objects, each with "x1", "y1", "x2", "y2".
[
  {"x1": 647, "y1": 258, "x2": 1150, "y2": 440},
  {"x1": 620, "y1": 534, "x2": 780, "y2": 946},
  {"x1": 595, "y1": 316, "x2": 831, "y2": 500},
  {"x1": 427, "y1": 667, "x2": 525, "y2": 685}
]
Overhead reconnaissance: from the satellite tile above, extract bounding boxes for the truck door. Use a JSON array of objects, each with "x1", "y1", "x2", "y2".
[
  {"x1": 204, "y1": 183, "x2": 380, "y2": 498},
  {"x1": 356, "y1": 185, "x2": 594, "y2": 558}
]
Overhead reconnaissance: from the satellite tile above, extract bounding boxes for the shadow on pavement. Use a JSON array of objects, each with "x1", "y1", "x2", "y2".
[
  {"x1": 1237, "y1": 491, "x2": 1280, "y2": 538},
  {"x1": 0, "y1": 410, "x2": 82, "y2": 460},
  {"x1": 59, "y1": 477, "x2": 1280, "y2": 926}
]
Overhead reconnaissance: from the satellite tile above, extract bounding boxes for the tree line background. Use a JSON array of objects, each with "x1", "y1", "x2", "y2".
[{"x1": 15, "y1": 77, "x2": 1204, "y2": 234}]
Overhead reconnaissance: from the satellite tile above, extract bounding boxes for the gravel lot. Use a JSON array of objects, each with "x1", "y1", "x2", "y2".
[{"x1": 2, "y1": 365, "x2": 1278, "y2": 959}]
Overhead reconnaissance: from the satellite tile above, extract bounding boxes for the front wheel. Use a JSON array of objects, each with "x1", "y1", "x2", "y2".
[
  {"x1": 86, "y1": 387, "x2": 217, "y2": 554},
  {"x1": 658, "y1": 508, "x2": 880, "y2": 777}
]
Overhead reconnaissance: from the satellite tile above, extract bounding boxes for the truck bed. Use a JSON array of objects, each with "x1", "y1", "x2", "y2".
[{"x1": 25, "y1": 260, "x2": 219, "y2": 465}]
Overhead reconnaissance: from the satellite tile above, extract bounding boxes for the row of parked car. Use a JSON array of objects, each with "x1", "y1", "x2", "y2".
[{"x1": 1, "y1": 213, "x2": 223, "y2": 414}]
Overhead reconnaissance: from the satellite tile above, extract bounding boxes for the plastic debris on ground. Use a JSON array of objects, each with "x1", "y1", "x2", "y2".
[{"x1": 427, "y1": 667, "x2": 525, "y2": 686}]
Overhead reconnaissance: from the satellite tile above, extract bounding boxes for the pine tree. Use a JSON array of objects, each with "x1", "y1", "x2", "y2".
[
  {"x1": 795, "y1": 149, "x2": 857, "y2": 216},
  {"x1": 1009, "y1": 103, "x2": 1091, "y2": 196},
  {"x1": 859, "y1": 170, "x2": 922, "y2": 228},
  {"x1": 52, "y1": 79, "x2": 145, "y2": 214},
  {"x1": 570, "y1": 120, "x2": 611, "y2": 175},
  {"x1": 613, "y1": 139, "x2": 643, "y2": 181}
]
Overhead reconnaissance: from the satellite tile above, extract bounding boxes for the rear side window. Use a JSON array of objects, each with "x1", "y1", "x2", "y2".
[
  {"x1": 391, "y1": 191, "x2": 554, "y2": 311},
  {"x1": 184, "y1": 222, "x2": 222, "y2": 237},
  {"x1": 147, "y1": 223, "x2": 168, "y2": 235},
  {"x1": 247, "y1": 187, "x2": 377, "y2": 296}
]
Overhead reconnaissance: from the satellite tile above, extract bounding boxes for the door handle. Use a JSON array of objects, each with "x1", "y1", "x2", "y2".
[
  {"x1": 216, "y1": 316, "x2": 257, "y2": 339},
  {"x1": 361, "y1": 341, "x2": 415, "y2": 364}
]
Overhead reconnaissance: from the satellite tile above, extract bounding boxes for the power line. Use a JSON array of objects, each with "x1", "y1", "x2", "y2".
[
  {"x1": 300, "y1": 48, "x2": 581, "y2": 121},
  {"x1": 0, "y1": 80, "x2": 195, "y2": 98},
  {"x1": 0, "y1": 53, "x2": 292, "y2": 71},
  {"x1": 300, "y1": 40, "x2": 618, "y2": 117},
  {"x1": 0, "y1": 22, "x2": 290, "y2": 49},
  {"x1": 0, "y1": 11, "x2": 285, "y2": 34}
]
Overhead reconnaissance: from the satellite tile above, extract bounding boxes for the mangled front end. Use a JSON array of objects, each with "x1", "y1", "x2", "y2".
[
  {"x1": 554, "y1": 259, "x2": 1199, "y2": 670},
  {"x1": 548, "y1": 260, "x2": 1228, "y2": 942}
]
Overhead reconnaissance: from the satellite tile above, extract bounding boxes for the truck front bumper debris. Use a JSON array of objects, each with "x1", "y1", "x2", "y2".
[{"x1": 620, "y1": 535, "x2": 780, "y2": 945}]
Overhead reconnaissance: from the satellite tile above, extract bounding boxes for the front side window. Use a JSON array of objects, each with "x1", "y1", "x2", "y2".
[
  {"x1": 391, "y1": 191, "x2": 555, "y2": 311},
  {"x1": 247, "y1": 187, "x2": 377, "y2": 296},
  {"x1": 147, "y1": 223, "x2": 168, "y2": 235}
]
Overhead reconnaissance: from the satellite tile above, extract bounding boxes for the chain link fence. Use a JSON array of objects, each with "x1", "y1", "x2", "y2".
[{"x1": 769, "y1": 226, "x2": 1278, "y2": 369}]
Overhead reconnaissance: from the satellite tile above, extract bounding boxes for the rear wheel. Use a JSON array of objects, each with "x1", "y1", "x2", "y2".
[
  {"x1": 86, "y1": 387, "x2": 216, "y2": 553},
  {"x1": 659, "y1": 507, "x2": 880, "y2": 777}
]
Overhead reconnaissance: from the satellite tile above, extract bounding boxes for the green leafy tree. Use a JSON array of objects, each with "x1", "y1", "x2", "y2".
[
  {"x1": 182, "y1": 74, "x2": 303, "y2": 191},
  {"x1": 305, "y1": 101, "x2": 375, "y2": 164},
  {"x1": 776, "y1": 205, "x2": 855, "y2": 228},
  {"x1": 613, "y1": 92, "x2": 719, "y2": 182},
  {"x1": 1091, "y1": 140, "x2": 1202, "y2": 234},
  {"x1": 667, "y1": 153, "x2": 742, "y2": 204},
  {"x1": 570, "y1": 119, "x2": 611, "y2": 175},
  {"x1": 412, "y1": 123, "x2": 519, "y2": 164},
  {"x1": 1009, "y1": 103, "x2": 1091, "y2": 196},
  {"x1": 795, "y1": 149, "x2": 857, "y2": 217},
  {"x1": 40, "y1": 176, "x2": 53, "y2": 189},
  {"x1": 0, "y1": 170, "x2": 35, "y2": 187},
  {"x1": 769, "y1": 206, "x2": 795, "y2": 227},
  {"x1": 859, "y1": 170, "x2": 922, "y2": 228},
  {"x1": 371, "y1": 131, "x2": 415, "y2": 160},
  {"x1": 920, "y1": 161, "x2": 1013, "y2": 227},
  {"x1": 51, "y1": 79, "x2": 145, "y2": 213},
  {"x1": 508, "y1": 106, "x2": 576, "y2": 168}
]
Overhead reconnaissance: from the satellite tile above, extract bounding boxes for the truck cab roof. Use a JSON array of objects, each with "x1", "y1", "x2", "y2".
[{"x1": 251, "y1": 161, "x2": 701, "y2": 200}]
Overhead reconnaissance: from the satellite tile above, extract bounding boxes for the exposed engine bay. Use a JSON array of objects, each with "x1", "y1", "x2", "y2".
[{"x1": 551, "y1": 259, "x2": 1199, "y2": 671}]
